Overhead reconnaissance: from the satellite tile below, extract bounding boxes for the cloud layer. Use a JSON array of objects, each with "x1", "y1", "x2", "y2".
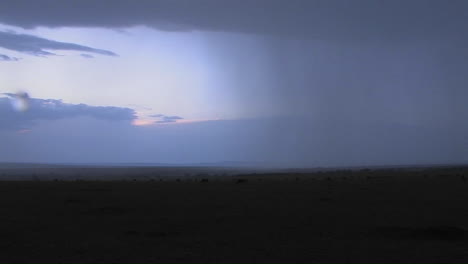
[
  {"x1": 0, "y1": 0, "x2": 467, "y2": 42},
  {"x1": 150, "y1": 114, "x2": 183, "y2": 124},
  {"x1": 1, "y1": 116, "x2": 466, "y2": 167},
  {"x1": 0, "y1": 30, "x2": 117, "y2": 57},
  {"x1": 0, "y1": 53, "x2": 19, "y2": 61},
  {"x1": 0, "y1": 94, "x2": 136, "y2": 130}
]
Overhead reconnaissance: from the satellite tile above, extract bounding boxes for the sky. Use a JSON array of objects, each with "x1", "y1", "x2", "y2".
[{"x1": 1, "y1": 0, "x2": 468, "y2": 167}]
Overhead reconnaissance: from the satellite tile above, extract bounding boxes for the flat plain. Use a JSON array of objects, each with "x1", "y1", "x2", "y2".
[{"x1": 0, "y1": 166, "x2": 467, "y2": 263}]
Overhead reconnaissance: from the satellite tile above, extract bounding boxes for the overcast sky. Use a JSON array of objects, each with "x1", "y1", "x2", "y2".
[{"x1": 1, "y1": 0, "x2": 467, "y2": 166}]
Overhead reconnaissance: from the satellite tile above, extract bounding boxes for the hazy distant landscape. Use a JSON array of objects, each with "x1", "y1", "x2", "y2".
[{"x1": 1, "y1": 162, "x2": 466, "y2": 180}]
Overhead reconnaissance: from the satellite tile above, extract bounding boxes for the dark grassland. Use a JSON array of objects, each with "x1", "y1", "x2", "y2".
[{"x1": 0, "y1": 166, "x2": 468, "y2": 263}]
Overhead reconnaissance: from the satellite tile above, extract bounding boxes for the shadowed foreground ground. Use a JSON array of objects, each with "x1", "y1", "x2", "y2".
[{"x1": 1, "y1": 168, "x2": 468, "y2": 263}]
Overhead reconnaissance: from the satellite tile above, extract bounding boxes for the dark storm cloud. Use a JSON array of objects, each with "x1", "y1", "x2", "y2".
[
  {"x1": 150, "y1": 114, "x2": 183, "y2": 123},
  {"x1": 0, "y1": 0, "x2": 467, "y2": 41},
  {"x1": 0, "y1": 53, "x2": 19, "y2": 61},
  {"x1": 0, "y1": 95, "x2": 136, "y2": 130},
  {"x1": 0, "y1": 31, "x2": 117, "y2": 57},
  {"x1": 1, "y1": 0, "x2": 467, "y2": 167}
]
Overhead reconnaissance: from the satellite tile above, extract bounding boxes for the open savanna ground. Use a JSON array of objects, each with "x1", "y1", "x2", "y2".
[{"x1": 0, "y1": 166, "x2": 468, "y2": 263}]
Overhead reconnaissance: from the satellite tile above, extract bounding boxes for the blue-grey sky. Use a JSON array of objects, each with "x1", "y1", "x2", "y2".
[{"x1": 1, "y1": 0, "x2": 467, "y2": 167}]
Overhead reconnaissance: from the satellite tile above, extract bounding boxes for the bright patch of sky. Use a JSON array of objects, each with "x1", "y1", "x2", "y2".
[{"x1": 0, "y1": 24, "x2": 273, "y2": 123}]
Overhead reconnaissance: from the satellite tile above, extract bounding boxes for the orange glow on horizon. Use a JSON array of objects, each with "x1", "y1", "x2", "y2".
[
  {"x1": 17, "y1": 129, "x2": 32, "y2": 134},
  {"x1": 132, "y1": 119, "x2": 155, "y2": 126},
  {"x1": 132, "y1": 118, "x2": 221, "y2": 126}
]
